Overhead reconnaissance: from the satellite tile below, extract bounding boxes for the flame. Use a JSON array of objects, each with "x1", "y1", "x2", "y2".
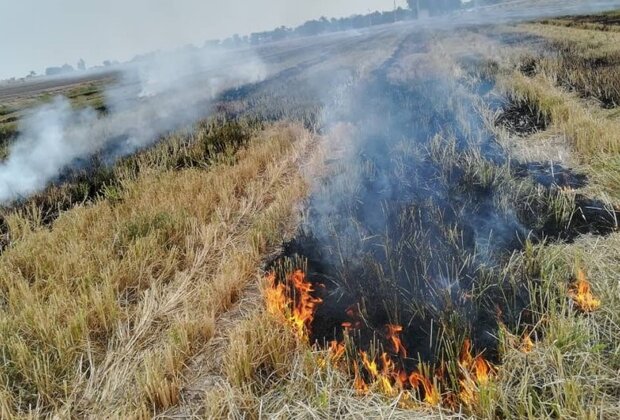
[
  {"x1": 378, "y1": 375, "x2": 395, "y2": 396},
  {"x1": 335, "y1": 316, "x2": 440, "y2": 405},
  {"x1": 329, "y1": 340, "x2": 346, "y2": 362},
  {"x1": 265, "y1": 272, "x2": 287, "y2": 316},
  {"x1": 353, "y1": 364, "x2": 369, "y2": 394},
  {"x1": 342, "y1": 304, "x2": 363, "y2": 329},
  {"x1": 265, "y1": 270, "x2": 504, "y2": 409},
  {"x1": 473, "y1": 357, "x2": 491, "y2": 385},
  {"x1": 380, "y1": 352, "x2": 394, "y2": 373},
  {"x1": 521, "y1": 334, "x2": 534, "y2": 353},
  {"x1": 458, "y1": 378, "x2": 477, "y2": 407},
  {"x1": 380, "y1": 353, "x2": 397, "y2": 394},
  {"x1": 459, "y1": 338, "x2": 474, "y2": 368},
  {"x1": 264, "y1": 269, "x2": 323, "y2": 340},
  {"x1": 569, "y1": 269, "x2": 600, "y2": 312},
  {"x1": 409, "y1": 372, "x2": 440, "y2": 405},
  {"x1": 459, "y1": 339, "x2": 494, "y2": 381},
  {"x1": 457, "y1": 338, "x2": 495, "y2": 405},
  {"x1": 395, "y1": 369, "x2": 409, "y2": 389},
  {"x1": 290, "y1": 270, "x2": 323, "y2": 337},
  {"x1": 361, "y1": 351, "x2": 379, "y2": 378},
  {"x1": 386, "y1": 324, "x2": 407, "y2": 357}
]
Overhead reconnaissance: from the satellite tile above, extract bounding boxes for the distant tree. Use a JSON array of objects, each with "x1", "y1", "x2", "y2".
[
  {"x1": 407, "y1": 0, "x2": 461, "y2": 15},
  {"x1": 407, "y1": 0, "x2": 420, "y2": 14},
  {"x1": 394, "y1": 6, "x2": 411, "y2": 21},
  {"x1": 77, "y1": 58, "x2": 86, "y2": 71},
  {"x1": 244, "y1": 6, "x2": 417, "y2": 46},
  {"x1": 250, "y1": 33, "x2": 262, "y2": 45},
  {"x1": 295, "y1": 16, "x2": 332, "y2": 37},
  {"x1": 204, "y1": 39, "x2": 220, "y2": 48},
  {"x1": 221, "y1": 36, "x2": 235, "y2": 48},
  {"x1": 61, "y1": 64, "x2": 74, "y2": 73},
  {"x1": 368, "y1": 11, "x2": 382, "y2": 25},
  {"x1": 103, "y1": 60, "x2": 112, "y2": 67},
  {"x1": 271, "y1": 26, "x2": 291, "y2": 41},
  {"x1": 330, "y1": 17, "x2": 340, "y2": 31},
  {"x1": 45, "y1": 66, "x2": 63, "y2": 76},
  {"x1": 27, "y1": 70, "x2": 36, "y2": 78}
]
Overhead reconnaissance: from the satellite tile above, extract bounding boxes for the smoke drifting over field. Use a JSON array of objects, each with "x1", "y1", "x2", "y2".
[
  {"x1": 2, "y1": 0, "x2": 620, "y2": 204},
  {"x1": 0, "y1": 47, "x2": 266, "y2": 203},
  {"x1": 266, "y1": 0, "x2": 620, "y2": 397}
]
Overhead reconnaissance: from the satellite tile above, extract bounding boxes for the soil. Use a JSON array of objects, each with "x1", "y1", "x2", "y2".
[
  {"x1": 514, "y1": 162, "x2": 588, "y2": 189},
  {"x1": 496, "y1": 99, "x2": 548, "y2": 135}
]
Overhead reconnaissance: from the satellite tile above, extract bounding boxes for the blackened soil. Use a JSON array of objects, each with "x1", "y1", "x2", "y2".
[
  {"x1": 519, "y1": 56, "x2": 539, "y2": 77},
  {"x1": 514, "y1": 162, "x2": 588, "y2": 189},
  {"x1": 543, "y1": 195, "x2": 619, "y2": 241},
  {"x1": 553, "y1": 13, "x2": 620, "y2": 27},
  {"x1": 496, "y1": 99, "x2": 548, "y2": 135}
]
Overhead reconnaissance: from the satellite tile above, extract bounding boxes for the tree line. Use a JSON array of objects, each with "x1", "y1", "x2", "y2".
[{"x1": 212, "y1": 1, "x2": 502, "y2": 48}]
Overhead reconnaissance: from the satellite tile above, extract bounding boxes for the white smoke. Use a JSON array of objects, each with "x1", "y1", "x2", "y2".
[{"x1": 0, "y1": 45, "x2": 266, "y2": 203}]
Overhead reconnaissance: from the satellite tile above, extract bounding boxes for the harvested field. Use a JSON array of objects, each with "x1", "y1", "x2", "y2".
[{"x1": 1, "y1": 2, "x2": 620, "y2": 419}]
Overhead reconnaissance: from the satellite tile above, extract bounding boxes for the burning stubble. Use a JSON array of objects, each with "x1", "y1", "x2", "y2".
[{"x1": 262, "y1": 24, "x2": 608, "y2": 408}]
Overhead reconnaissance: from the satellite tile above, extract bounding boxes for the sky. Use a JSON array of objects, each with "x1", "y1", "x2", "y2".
[{"x1": 0, "y1": 0, "x2": 408, "y2": 80}]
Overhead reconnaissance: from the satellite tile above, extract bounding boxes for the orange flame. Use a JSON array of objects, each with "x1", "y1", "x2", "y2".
[
  {"x1": 378, "y1": 375, "x2": 395, "y2": 396},
  {"x1": 473, "y1": 357, "x2": 491, "y2": 385},
  {"x1": 459, "y1": 338, "x2": 474, "y2": 368},
  {"x1": 353, "y1": 364, "x2": 369, "y2": 394},
  {"x1": 290, "y1": 270, "x2": 323, "y2": 337},
  {"x1": 361, "y1": 351, "x2": 379, "y2": 378},
  {"x1": 457, "y1": 338, "x2": 495, "y2": 405},
  {"x1": 342, "y1": 304, "x2": 363, "y2": 329},
  {"x1": 265, "y1": 272, "x2": 287, "y2": 316},
  {"x1": 521, "y1": 334, "x2": 534, "y2": 353},
  {"x1": 329, "y1": 340, "x2": 346, "y2": 362},
  {"x1": 395, "y1": 369, "x2": 409, "y2": 389},
  {"x1": 265, "y1": 270, "x2": 504, "y2": 409},
  {"x1": 265, "y1": 269, "x2": 323, "y2": 340},
  {"x1": 386, "y1": 324, "x2": 407, "y2": 357},
  {"x1": 569, "y1": 269, "x2": 600, "y2": 312},
  {"x1": 458, "y1": 378, "x2": 477, "y2": 407},
  {"x1": 409, "y1": 371, "x2": 440, "y2": 405}
]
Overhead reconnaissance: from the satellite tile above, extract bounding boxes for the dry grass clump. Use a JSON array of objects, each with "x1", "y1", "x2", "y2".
[
  {"x1": 526, "y1": 22, "x2": 620, "y2": 109},
  {"x1": 497, "y1": 71, "x2": 620, "y2": 157},
  {"x1": 0, "y1": 115, "x2": 262, "y2": 248},
  {"x1": 540, "y1": 10, "x2": 620, "y2": 33},
  {"x1": 493, "y1": 19, "x2": 620, "y2": 201},
  {"x1": 0, "y1": 122, "x2": 312, "y2": 417},
  {"x1": 202, "y1": 309, "x2": 445, "y2": 419},
  {"x1": 484, "y1": 234, "x2": 620, "y2": 419}
]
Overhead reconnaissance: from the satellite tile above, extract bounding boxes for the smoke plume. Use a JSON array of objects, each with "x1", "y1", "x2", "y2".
[{"x1": 0, "y1": 46, "x2": 266, "y2": 203}]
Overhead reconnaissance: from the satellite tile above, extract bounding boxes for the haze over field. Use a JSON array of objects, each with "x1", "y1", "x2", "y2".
[
  {"x1": 1, "y1": 0, "x2": 620, "y2": 417},
  {"x1": 2, "y1": 0, "x2": 620, "y2": 202},
  {"x1": 0, "y1": 0, "x2": 407, "y2": 80}
]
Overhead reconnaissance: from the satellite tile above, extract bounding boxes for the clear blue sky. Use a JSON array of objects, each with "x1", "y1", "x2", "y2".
[{"x1": 0, "y1": 0, "x2": 407, "y2": 79}]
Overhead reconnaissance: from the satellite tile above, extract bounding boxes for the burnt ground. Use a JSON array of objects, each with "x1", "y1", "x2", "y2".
[
  {"x1": 514, "y1": 162, "x2": 587, "y2": 189},
  {"x1": 277, "y1": 34, "x2": 533, "y2": 366},
  {"x1": 270, "y1": 24, "x2": 620, "y2": 377},
  {"x1": 496, "y1": 98, "x2": 549, "y2": 135},
  {"x1": 552, "y1": 10, "x2": 620, "y2": 26}
]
